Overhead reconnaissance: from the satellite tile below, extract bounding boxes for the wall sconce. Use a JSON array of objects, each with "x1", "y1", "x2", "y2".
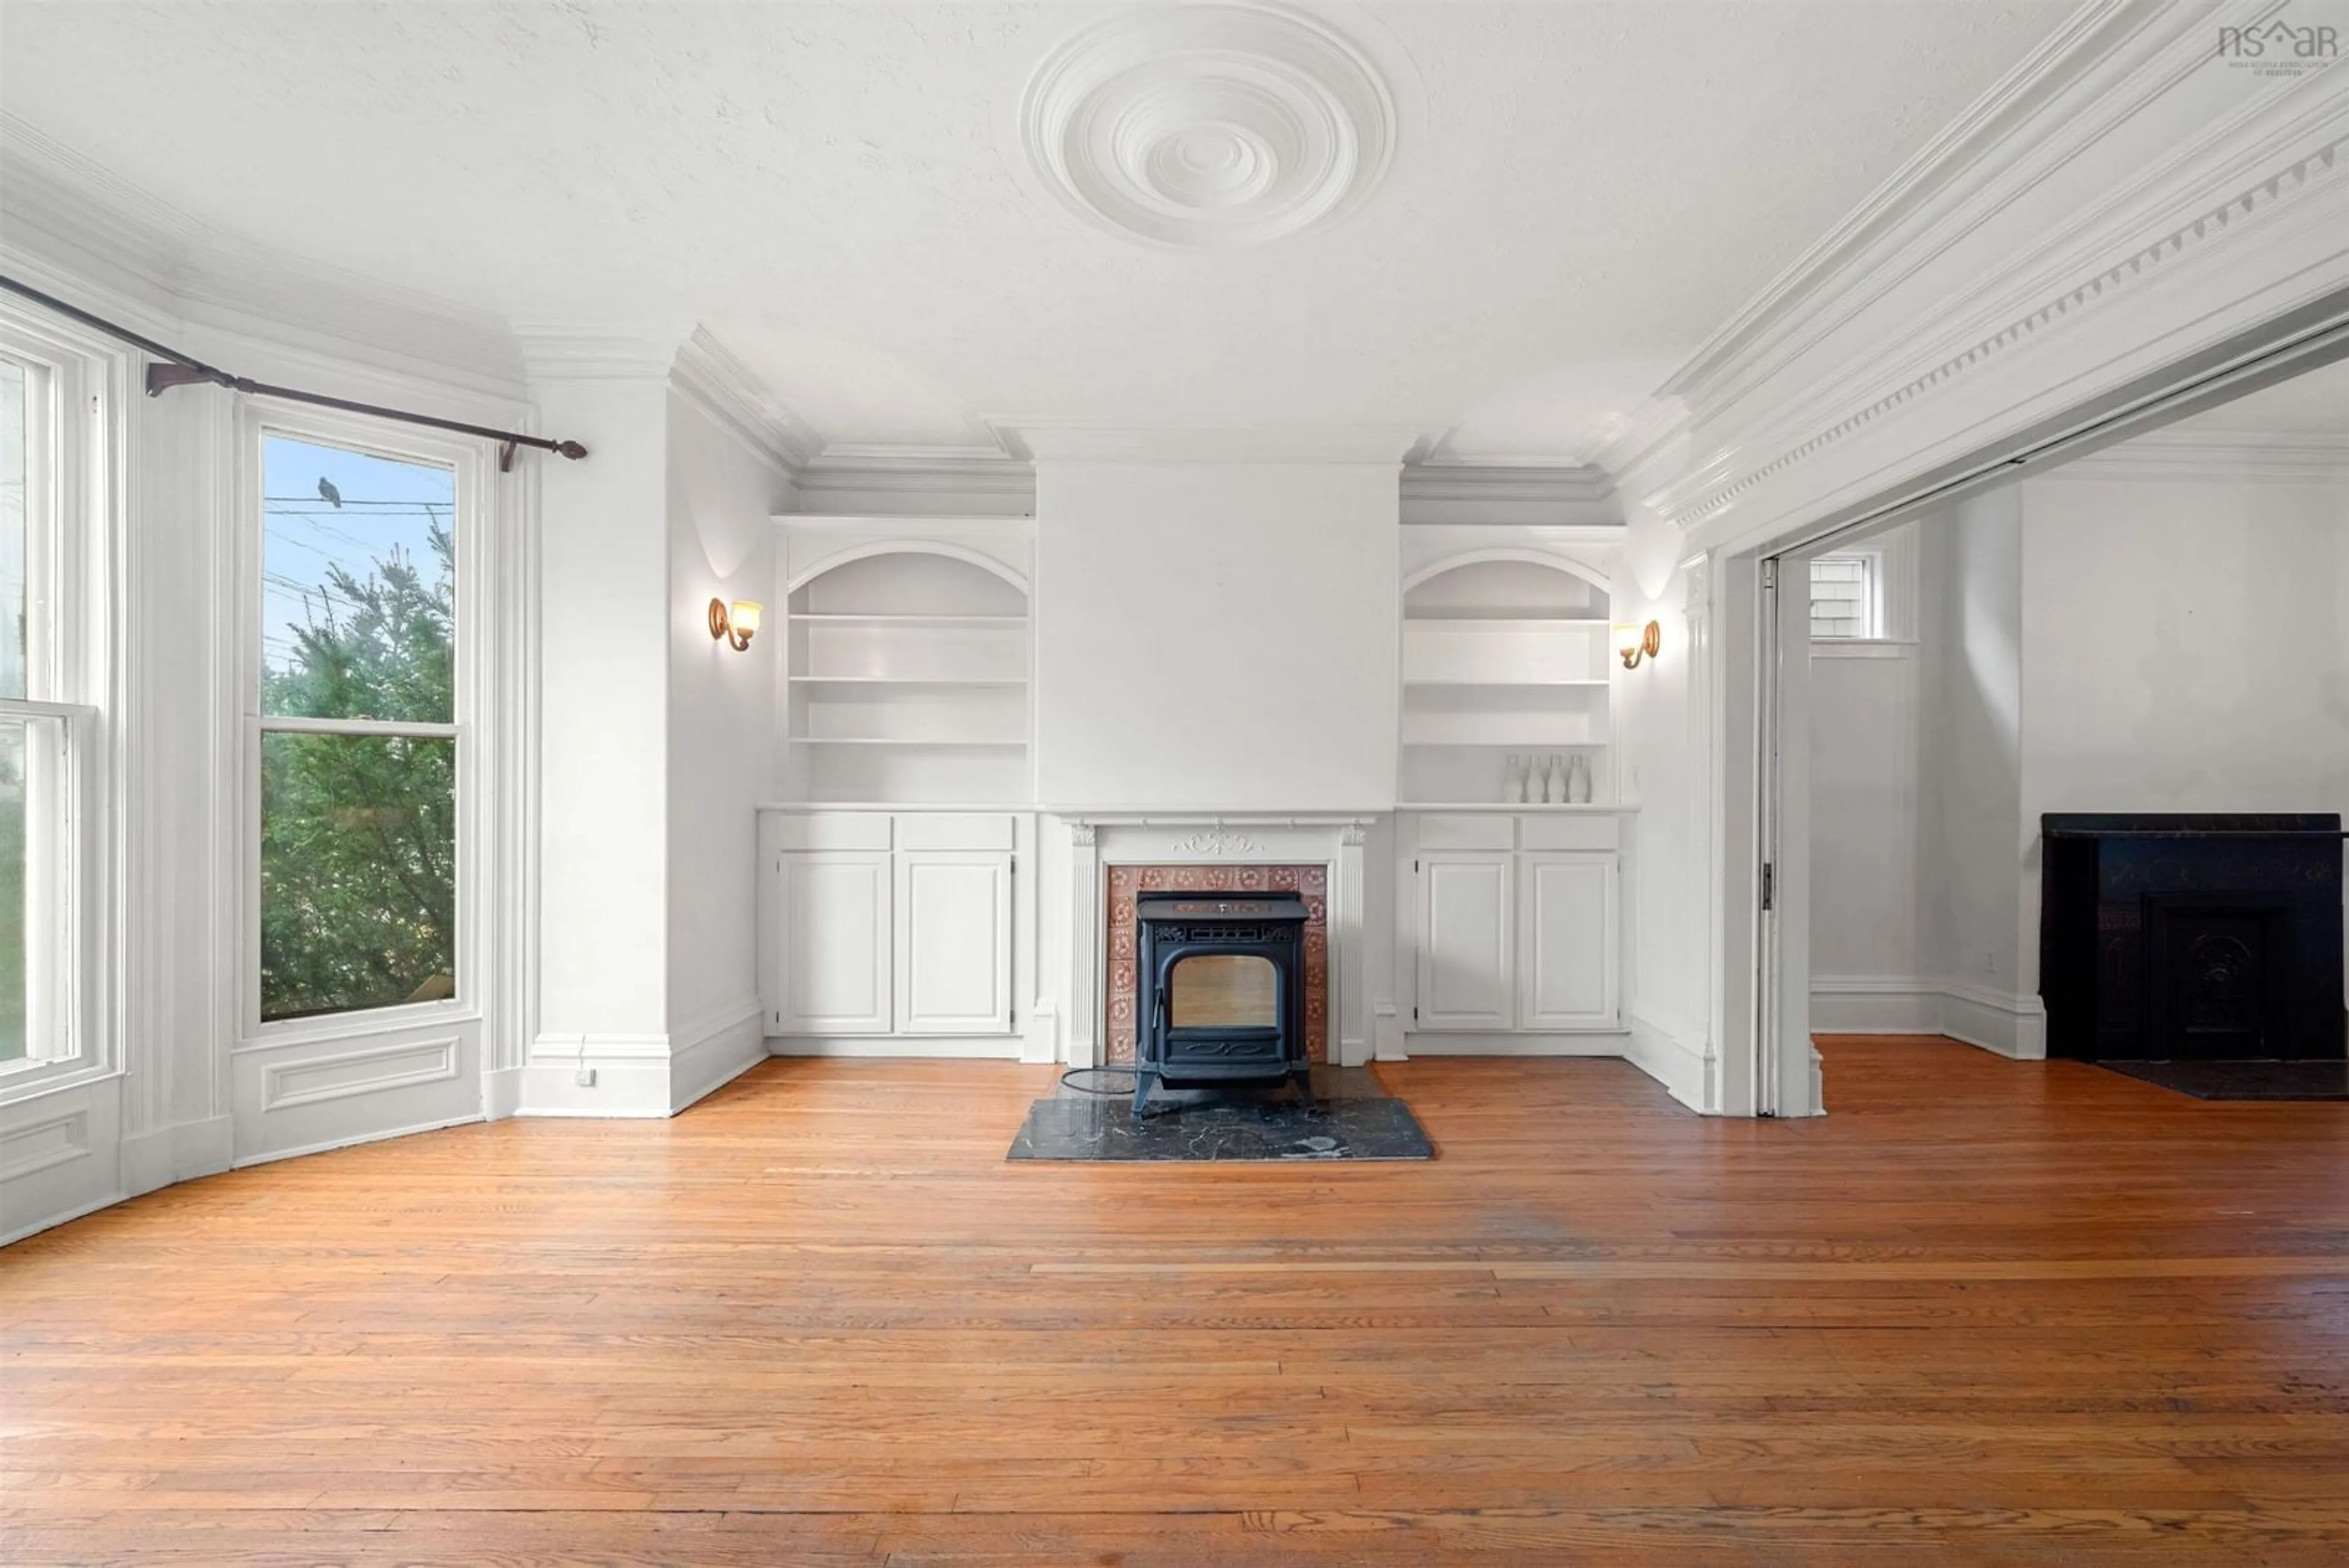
[
  {"x1": 708, "y1": 598, "x2": 763, "y2": 652},
  {"x1": 1615, "y1": 620, "x2": 1662, "y2": 670}
]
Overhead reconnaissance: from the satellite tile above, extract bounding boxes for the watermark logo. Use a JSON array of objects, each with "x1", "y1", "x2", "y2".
[{"x1": 2218, "y1": 15, "x2": 2340, "y2": 76}]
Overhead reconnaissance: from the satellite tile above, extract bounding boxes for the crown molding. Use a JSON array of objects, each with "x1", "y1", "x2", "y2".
[
  {"x1": 1398, "y1": 462, "x2": 1622, "y2": 527},
  {"x1": 1598, "y1": 2, "x2": 2349, "y2": 546},
  {"x1": 511, "y1": 325, "x2": 689, "y2": 383},
  {"x1": 669, "y1": 327, "x2": 823, "y2": 474},
  {"x1": 1003, "y1": 420, "x2": 1425, "y2": 464},
  {"x1": 1, "y1": 113, "x2": 524, "y2": 400},
  {"x1": 2030, "y1": 429, "x2": 2349, "y2": 483}
]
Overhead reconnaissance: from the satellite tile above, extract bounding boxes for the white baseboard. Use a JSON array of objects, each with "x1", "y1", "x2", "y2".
[
  {"x1": 1021, "y1": 1000, "x2": 1061, "y2": 1066},
  {"x1": 670, "y1": 1001, "x2": 768, "y2": 1114},
  {"x1": 767, "y1": 1036, "x2": 1026, "y2": 1059},
  {"x1": 1937, "y1": 978, "x2": 2048, "y2": 1060},
  {"x1": 1811, "y1": 976, "x2": 2047, "y2": 1060},
  {"x1": 121, "y1": 1114, "x2": 232, "y2": 1198},
  {"x1": 1393, "y1": 1033, "x2": 1627, "y2": 1058},
  {"x1": 483, "y1": 1065, "x2": 524, "y2": 1120},
  {"x1": 1625, "y1": 1011, "x2": 1714, "y2": 1114},
  {"x1": 1, "y1": 1186, "x2": 127, "y2": 1249},
  {"x1": 232, "y1": 1110, "x2": 487, "y2": 1168}
]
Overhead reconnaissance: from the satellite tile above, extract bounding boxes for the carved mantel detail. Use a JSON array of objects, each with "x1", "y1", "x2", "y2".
[{"x1": 1168, "y1": 827, "x2": 1261, "y2": 856}]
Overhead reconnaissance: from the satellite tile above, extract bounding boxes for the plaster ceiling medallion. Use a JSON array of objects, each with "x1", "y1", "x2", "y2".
[{"x1": 1020, "y1": 3, "x2": 1399, "y2": 250}]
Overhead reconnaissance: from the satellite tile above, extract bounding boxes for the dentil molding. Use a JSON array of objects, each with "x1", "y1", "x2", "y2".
[{"x1": 1019, "y1": 2, "x2": 1401, "y2": 250}]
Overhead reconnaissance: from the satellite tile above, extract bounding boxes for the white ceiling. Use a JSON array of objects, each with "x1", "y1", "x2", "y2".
[{"x1": 0, "y1": 1, "x2": 2077, "y2": 464}]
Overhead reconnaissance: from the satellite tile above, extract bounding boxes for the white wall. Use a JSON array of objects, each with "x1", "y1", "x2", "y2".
[
  {"x1": 1917, "y1": 488, "x2": 2028, "y2": 1006},
  {"x1": 1612, "y1": 563, "x2": 1718, "y2": 1110},
  {"x1": 535, "y1": 379, "x2": 672, "y2": 1053},
  {"x1": 1807, "y1": 650, "x2": 1921, "y2": 986},
  {"x1": 2017, "y1": 460, "x2": 2349, "y2": 992},
  {"x1": 664, "y1": 388, "x2": 789, "y2": 1094},
  {"x1": 1035, "y1": 462, "x2": 1400, "y2": 809}
]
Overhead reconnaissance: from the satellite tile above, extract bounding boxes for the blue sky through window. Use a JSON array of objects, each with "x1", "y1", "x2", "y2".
[{"x1": 261, "y1": 434, "x2": 453, "y2": 686}]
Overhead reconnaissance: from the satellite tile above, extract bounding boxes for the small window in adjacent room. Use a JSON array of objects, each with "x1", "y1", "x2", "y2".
[{"x1": 1809, "y1": 554, "x2": 1878, "y2": 640}]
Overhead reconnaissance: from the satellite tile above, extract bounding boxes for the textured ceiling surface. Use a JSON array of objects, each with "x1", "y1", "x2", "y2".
[{"x1": 0, "y1": 1, "x2": 2074, "y2": 461}]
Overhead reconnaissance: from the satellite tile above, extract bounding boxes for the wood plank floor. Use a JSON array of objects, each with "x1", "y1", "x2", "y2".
[{"x1": 6, "y1": 1036, "x2": 2348, "y2": 1565}]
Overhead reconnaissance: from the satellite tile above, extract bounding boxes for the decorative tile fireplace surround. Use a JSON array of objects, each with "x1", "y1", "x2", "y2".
[
  {"x1": 1061, "y1": 816, "x2": 1376, "y2": 1071},
  {"x1": 1108, "y1": 864, "x2": 1328, "y2": 1065}
]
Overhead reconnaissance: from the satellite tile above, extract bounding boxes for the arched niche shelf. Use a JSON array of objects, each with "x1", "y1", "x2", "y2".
[
  {"x1": 784, "y1": 545, "x2": 1033, "y2": 806},
  {"x1": 1401, "y1": 547, "x2": 1613, "y2": 604},
  {"x1": 787, "y1": 538, "x2": 1031, "y2": 599},
  {"x1": 1399, "y1": 553, "x2": 1615, "y2": 808}
]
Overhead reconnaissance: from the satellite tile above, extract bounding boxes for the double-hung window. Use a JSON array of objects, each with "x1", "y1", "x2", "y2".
[
  {"x1": 252, "y1": 425, "x2": 463, "y2": 1024},
  {"x1": 0, "y1": 321, "x2": 106, "y2": 1085}
]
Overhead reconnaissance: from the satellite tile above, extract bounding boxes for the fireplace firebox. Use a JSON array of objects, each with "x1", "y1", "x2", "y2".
[
  {"x1": 2039, "y1": 814, "x2": 2345, "y2": 1063},
  {"x1": 1133, "y1": 892, "x2": 1314, "y2": 1118}
]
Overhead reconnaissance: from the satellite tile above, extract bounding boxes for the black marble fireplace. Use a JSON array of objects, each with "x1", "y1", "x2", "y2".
[
  {"x1": 1133, "y1": 891, "x2": 1313, "y2": 1118},
  {"x1": 2039, "y1": 814, "x2": 2345, "y2": 1063}
]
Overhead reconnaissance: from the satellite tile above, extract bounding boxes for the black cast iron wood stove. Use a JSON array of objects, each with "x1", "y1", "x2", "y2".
[{"x1": 1132, "y1": 891, "x2": 1315, "y2": 1119}]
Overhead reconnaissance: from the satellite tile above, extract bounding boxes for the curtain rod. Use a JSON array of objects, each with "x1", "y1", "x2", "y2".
[{"x1": 0, "y1": 273, "x2": 587, "y2": 470}]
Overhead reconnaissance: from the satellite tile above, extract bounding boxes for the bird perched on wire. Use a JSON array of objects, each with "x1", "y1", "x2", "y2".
[{"x1": 317, "y1": 477, "x2": 342, "y2": 508}]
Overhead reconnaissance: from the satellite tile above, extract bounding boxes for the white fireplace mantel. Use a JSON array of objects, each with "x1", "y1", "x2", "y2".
[{"x1": 1050, "y1": 811, "x2": 1381, "y2": 1071}]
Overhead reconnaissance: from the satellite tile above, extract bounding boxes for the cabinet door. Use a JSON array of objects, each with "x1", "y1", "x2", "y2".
[
  {"x1": 894, "y1": 850, "x2": 1014, "y2": 1035},
  {"x1": 1519, "y1": 851, "x2": 1620, "y2": 1030},
  {"x1": 1417, "y1": 852, "x2": 1515, "y2": 1031},
  {"x1": 774, "y1": 852, "x2": 893, "y2": 1035}
]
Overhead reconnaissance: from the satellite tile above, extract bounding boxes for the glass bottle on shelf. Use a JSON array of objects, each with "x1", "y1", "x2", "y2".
[{"x1": 1502, "y1": 754, "x2": 1526, "y2": 803}]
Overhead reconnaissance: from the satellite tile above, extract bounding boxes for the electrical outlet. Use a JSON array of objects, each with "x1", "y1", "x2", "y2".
[
  {"x1": 574, "y1": 1067, "x2": 596, "y2": 1088},
  {"x1": 1983, "y1": 949, "x2": 1999, "y2": 978}
]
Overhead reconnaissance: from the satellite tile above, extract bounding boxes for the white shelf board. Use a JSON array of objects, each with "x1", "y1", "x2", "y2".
[
  {"x1": 1397, "y1": 801, "x2": 1636, "y2": 814},
  {"x1": 1402, "y1": 612, "x2": 1611, "y2": 625},
  {"x1": 793, "y1": 612, "x2": 1029, "y2": 627},
  {"x1": 1404, "y1": 678, "x2": 1610, "y2": 689},
  {"x1": 1401, "y1": 740, "x2": 1609, "y2": 748},
  {"x1": 790, "y1": 675, "x2": 1026, "y2": 688},
  {"x1": 789, "y1": 737, "x2": 1028, "y2": 749}
]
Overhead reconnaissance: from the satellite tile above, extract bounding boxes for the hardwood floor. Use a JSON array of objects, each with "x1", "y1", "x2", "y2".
[{"x1": 6, "y1": 1036, "x2": 2348, "y2": 1565}]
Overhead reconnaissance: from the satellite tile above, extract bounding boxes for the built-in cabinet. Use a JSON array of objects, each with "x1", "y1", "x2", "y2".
[
  {"x1": 1406, "y1": 810, "x2": 1624, "y2": 1036},
  {"x1": 754, "y1": 519, "x2": 1632, "y2": 1064},
  {"x1": 760, "y1": 811, "x2": 1024, "y2": 1045}
]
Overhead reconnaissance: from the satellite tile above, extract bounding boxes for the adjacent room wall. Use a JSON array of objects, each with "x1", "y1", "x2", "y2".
[
  {"x1": 1034, "y1": 461, "x2": 1401, "y2": 809},
  {"x1": 1807, "y1": 491, "x2": 2032, "y2": 1050},
  {"x1": 664, "y1": 388, "x2": 792, "y2": 1105},
  {"x1": 2017, "y1": 458, "x2": 2349, "y2": 992},
  {"x1": 1808, "y1": 439, "x2": 2349, "y2": 1057}
]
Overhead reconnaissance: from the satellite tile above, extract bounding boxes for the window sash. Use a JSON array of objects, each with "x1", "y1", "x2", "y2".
[
  {"x1": 0, "y1": 704, "x2": 79, "y2": 1072},
  {"x1": 0, "y1": 316, "x2": 111, "y2": 1096},
  {"x1": 244, "y1": 411, "x2": 480, "y2": 1039}
]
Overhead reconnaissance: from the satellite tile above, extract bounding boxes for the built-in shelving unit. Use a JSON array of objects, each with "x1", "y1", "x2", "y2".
[
  {"x1": 1399, "y1": 559, "x2": 1614, "y2": 806},
  {"x1": 784, "y1": 546, "x2": 1033, "y2": 803}
]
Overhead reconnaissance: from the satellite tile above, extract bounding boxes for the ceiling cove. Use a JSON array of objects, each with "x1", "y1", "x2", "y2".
[{"x1": 1019, "y1": 2, "x2": 1403, "y2": 251}]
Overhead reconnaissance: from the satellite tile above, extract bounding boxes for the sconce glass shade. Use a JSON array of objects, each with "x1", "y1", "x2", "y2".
[
  {"x1": 1614, "y1": 620, "x2": 1662, "y2": 669},
  {"x1": 708, "y1": 598, "x2": 763, "y2": 652}
]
